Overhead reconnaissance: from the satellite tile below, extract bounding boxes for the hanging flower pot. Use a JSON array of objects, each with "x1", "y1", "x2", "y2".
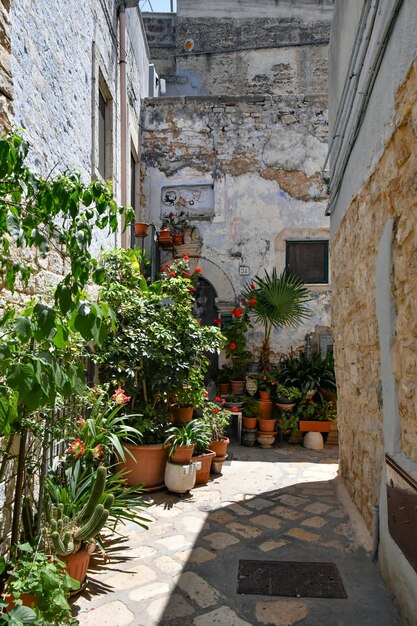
[
  {"x1": 158, "y1": 229, "x2": 173, "y2": 247},
  {"x1": 173, "y1": 233, "x2": 183, "y2": 245},
  {"x1": 134, "y1": 222, "x2": 149, "y2": 237}
]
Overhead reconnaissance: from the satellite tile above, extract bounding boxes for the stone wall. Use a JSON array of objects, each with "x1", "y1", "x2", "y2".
[
  {"x1": 331, "y1": 60, "x2": 417, "y2": 526},
  {"x1": 143, "y1": 0, "x2": 333, "y2": 97},
  {"x1": 0, "y1": 0, "x2": 12, "y2": 130},
  {"x1": 142, "y1": 94, "x2": 331, "y2": 354}
]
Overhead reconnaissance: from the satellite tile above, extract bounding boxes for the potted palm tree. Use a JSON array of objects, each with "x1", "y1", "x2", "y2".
[{"x1": 242, "y1": 269, "x2": 311, "y2": 371}]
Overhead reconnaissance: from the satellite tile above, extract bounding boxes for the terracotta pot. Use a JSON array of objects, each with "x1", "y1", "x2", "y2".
[
  {"x1": 134, "y1": 222, "x2": 149, "y2": 237},
  {"x1": 173, "y1": 233, "x2": 183, "y2": 245},
  {"x1": 158, "y1": 230, "x2": 173, "y2": 247},
  {"x1": 193, "y1": 450, "x2": 216, "y2": 485},
  {"x1": 63, "y1": 547, "x2": 92, "y2": 586},
  {"x1": 209, "y1": 436, "x2": 229, "y2": 458},
  {"x1": 218, "y1": 382, "x2": 230, "y2": 395},
  {"x1": 257, "y1": 431, "x2": 277, "y2": 448},
  {"x1": 299, "y1": 420, "x2": 331, "y2": 433},
  {"x1": 258, "y1": 418, "x2": 276, "y2": 432},
  {"x1": 242, "y1": 416, "x2": 257, "y2": 429},
  {"x1": 259, "y1": 390, "x2": 271, "y2": 400},
  {"x1": 276, "y1": 402, "x2": 296, "y2": 411},
  {"x1": 257, "y1": 399, "x2": 273, "y2": 419},
  {"x1": 118, "y1": 443, "x2": 167, "y2": 490},
  {"x1": 230, "y1": 380, "x2": 245, "y2": 395},
  {"x1": 169, "y1": 444, "x2": 195, "y2": 465},
  {"x1": 4, "y1": 593, "x2": 37, "y2": 612},
  {"x1": 170, "y1": 406, "x2": 194, "y2": 424}
]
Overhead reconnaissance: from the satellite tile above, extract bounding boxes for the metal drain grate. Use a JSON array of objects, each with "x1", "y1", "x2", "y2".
[{"x1": 237, "y1": 560, "x2": 347, "y2": 599}]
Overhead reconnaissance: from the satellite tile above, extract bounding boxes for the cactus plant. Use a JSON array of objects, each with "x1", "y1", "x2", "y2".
[{"x1": 46, "y1": 466, "x2": 114, "y2": 556}]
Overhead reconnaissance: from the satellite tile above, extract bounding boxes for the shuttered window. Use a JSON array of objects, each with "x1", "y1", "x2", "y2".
[{"x1": 286, "y1": 240, "x2": 329, "y2": 284}]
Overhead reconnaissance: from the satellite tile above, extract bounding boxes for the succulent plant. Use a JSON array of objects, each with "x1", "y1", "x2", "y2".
[{"x1": 45, "y1": 466, "x2": 114, "y2": 556}]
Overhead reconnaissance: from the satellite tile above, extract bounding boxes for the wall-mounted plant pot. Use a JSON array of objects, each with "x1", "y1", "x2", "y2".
[
  {"x1": 173, "y1": 233, "x2": 183, "y2": 245},
  {"x1": 299, "y1": 420, "x2": 331, "y2": 433},
  {"x1": 158, "y1": 230, "x2": 173, "y2": 247},
  {"x1": 258, "y1": 417, "x2": 276, "y2": 433},
  {"x1": 230, "y1": 380, "x2": 246, "y2": 395},
  {"x1": 134, "y1": 222, "x2": 149, "y2": 237},
  {"x1": 170, "y1": 406, "x2": 194, "y2": 424}
]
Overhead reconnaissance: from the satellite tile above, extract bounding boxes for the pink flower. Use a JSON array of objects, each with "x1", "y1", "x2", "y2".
[
  {"x1": 76, "y1": 417, "x2": 86, "y2": 427},
  {"x1": 113, "y1": 387, "x2": 131, "y2": 405},
  {"x1": 68, "y1": 438, "x2": 85, "y2": 459},
  {"x1": 92, "y1": 444, "x2": 105, "y2": 460}
]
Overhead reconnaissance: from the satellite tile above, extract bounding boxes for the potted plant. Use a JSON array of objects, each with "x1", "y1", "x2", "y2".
[
  {"x1": 279, "y1": 350, "x2": 337, "y2": 396},
  {"x1": 223, "y1": 393, "x2": 245, "y2": 409},
  {"x1": 242, "y1": 397, "x2": 260, "y2": 429},
  {"x1": 158, "y1": 223, "x2": 173, "y2": 247},
  {"x1": 221, "y1": 307, "x2": 252, "y2": 394},
  {"x1": 214, "y1": 365, "x2": 233, "y2": 395},
  {"x1": 170, "y1": 369, "x2": 205, "y2": 424},
  {"x1": 201, "y1": 401, "x2": 232, "y2": 472},
  {"x1": 242, "y1": 270, "x2": 311, "y2": 371},
  {"x1": 297, "y1": 398, "x2": 337, "y2": 433},
  {"x1": 164, "y1": 420, "x2": 208, "y2": 465},
  {"x1": 275, "y1": 384, "x2": 304, "y2": 407},
  {"x1": 191, "y1": 422, "x2": 215, "y2": 486},
  {"x1": 257, "y1": 372, "x2": 276, "y2": 400},
  {"x1": 96, "y1": 250, "x2": 222, "y2": 489},
  {"x1": 0, "y1": 545, "x2": 79, "y2": 624}
]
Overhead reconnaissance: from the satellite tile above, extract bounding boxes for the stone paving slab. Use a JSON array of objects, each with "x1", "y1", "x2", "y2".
[{"x1": 73, "y1": 444, "x2": 401, "y2": 626}]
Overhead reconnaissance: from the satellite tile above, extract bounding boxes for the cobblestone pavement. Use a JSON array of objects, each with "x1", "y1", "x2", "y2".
[{"x1": 73, "y1": 444, "x2": 401, "y2": 626}]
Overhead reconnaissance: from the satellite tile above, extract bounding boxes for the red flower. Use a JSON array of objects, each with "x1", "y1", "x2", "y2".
[
  {"x1": 229, "y1": 343, "x2": 236, "y2": 350},
  {"x1": 92, "y1": 444, "x2": 104, "y2": 460},
  {"x1": 188, "y1": 287, "x2": 196, "y2": 293},
  {"x1": 232, "y1": 308, "x2": 243, "y2": 318},
  {"x1": 231, "y1": 406, "x2": 239, "y2": 412},
  {"x1": 221, "y1": 397, "x2": 226, "y2": 403},
  {"x1": 241, "y1": 301, "x2": 247, "y2": 307},
  {"x1": 214, "y1": 318, "x2": 222, "y2": 326},
  {"x1": 215, "y1": 396, "x2": 221, "y2": 402},
  {"x1": 113, "y1": 387, "x2": 131, "y2": 405},
  {"x1": 249, "y1": 297, "x2": 257, "y2": 305},
  {"x1": 184, "y1": 272, "x2": 191, "y2": 278},
  {"x1": 169, "y1": 271, "x2": 176, "y2": 277},
  {"x1": 169, "y1": 212, "x2": 174, "y2": 218},
  {"x1": 68, "y1": 438, "x2": 85, "y2": 459},
  {"x1": 250, "y1": 282, "x2": 255, "y2": 289},
  {"x1": 203, "y1": 390, "x2": 209, "y2": 397},
  {"x1": 194, "y1": 267, "x2": 202, "y2": 273},
  {"x1": 183, "y1": 254, "x2": 189, "y2": 260},
  {"x1": 213, "y1": 407, "x2": 219, "y2": 414}
]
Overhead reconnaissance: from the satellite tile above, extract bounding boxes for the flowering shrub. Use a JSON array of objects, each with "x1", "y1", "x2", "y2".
[
  {"x1": 201, "y1": 400, "x2": 232, "y2": 442},
  {"x1": 219, "y1": 303, "x2": 252, "y2": 379}
]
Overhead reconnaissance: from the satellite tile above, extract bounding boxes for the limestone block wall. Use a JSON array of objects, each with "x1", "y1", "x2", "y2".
[
  {"x1": 141, "y1": 94, "x2": 331, "y2": 354},
  {"x1": 332, "y1": 60, "x2": 417, "y2": 525},
  {"x1": 0, "y1": 0, "x2": 12, "y2": 130}
]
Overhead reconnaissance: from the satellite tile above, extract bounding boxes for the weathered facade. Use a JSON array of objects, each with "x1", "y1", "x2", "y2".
[
  {"x1": 329, "y1": 1, "x2": 417, "y2": 623},
  {"x1": 142, "y1": 0, "x2": 333, "y2": 355},
  {"x1": 0, "y1": 0, "x2": 12, "y2": 130}
]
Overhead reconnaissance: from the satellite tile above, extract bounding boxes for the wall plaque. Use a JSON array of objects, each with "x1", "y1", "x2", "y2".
[{"x1": 160, "y1": 184, "x2": 214, "y2": 220}]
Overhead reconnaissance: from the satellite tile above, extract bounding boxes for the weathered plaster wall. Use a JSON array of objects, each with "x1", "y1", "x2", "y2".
[
  {"x1": 144, "y1": 0, "x2": 333, "y2": 97},
  {"x1": 330, "y1": 56, "x2": 417, "y2": 626},
  {"x1": 0, "y1": 0, "x2": 12, "y2": 130},
  {"x1": 142, "y1": 95, "x2": 331, "y2": 355}
]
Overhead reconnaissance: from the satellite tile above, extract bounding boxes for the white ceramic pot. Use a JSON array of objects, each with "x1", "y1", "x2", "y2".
[
  {"x1": 303, "y1": 431, "x2": 324, "y2": 450},
  {"x1": 164, "y1": 460, "x2": 201, "y2": 494}
]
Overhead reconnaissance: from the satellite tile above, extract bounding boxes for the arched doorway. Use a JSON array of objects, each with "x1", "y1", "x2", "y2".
[{"x1": 193, "y1": 277, "x2": 219, "y2": 381}]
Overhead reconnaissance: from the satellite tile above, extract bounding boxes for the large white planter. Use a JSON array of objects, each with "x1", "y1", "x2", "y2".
[
  {"x1": 303, "y1": 431, "x2": 324, "y2": 450},
  {"x1": 164, "y1": 460, "x2": 201, "y2": 494}
]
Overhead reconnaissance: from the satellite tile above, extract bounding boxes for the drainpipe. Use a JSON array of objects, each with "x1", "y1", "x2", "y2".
[
  {"x1": 372, "y1": 504, "x2": 380, "y2": 562},
  {"x1": 119, "y1": 1, "x2": 128, "y2": 248}
]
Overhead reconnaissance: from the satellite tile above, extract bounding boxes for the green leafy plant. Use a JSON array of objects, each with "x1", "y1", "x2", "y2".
[
  {"x1": 172, "y1": 368, "x2": 205, "y2": 408},
  {"x1": 275, "y1": 384, "x2": 304, "y2": 403},
  {"x1": 296, "y1": 398, "x2": 337, "y2": 422},
  {"x1": 242, "y1": 270, "x2": 311, "y2": 371},
  {"x1": 201, "y1": 402, "x2": 232, "y2": 442},
  {"x1": 164, "y1": 419, "x2": 208, "y2": 459},
  {"x1": 220, "y1": 308, "x2": 252, "y2": 380},
  {"x1": 243, "y1": 397, "x2": 261, "y2": 418},
  {"x1": 0, "y1": 544, "x2": 79, "y2": 625},
  {"x1": 213, "y1": 365, "x2": 233, "y2": 384},
  {"x1": 279, "y1": 350, "x2": 336, "y2": 393}
]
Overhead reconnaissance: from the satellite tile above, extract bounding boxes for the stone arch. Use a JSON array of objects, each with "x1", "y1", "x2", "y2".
[{"x1": 188, "y1": 257, "x2": 236, "y2": 311}]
